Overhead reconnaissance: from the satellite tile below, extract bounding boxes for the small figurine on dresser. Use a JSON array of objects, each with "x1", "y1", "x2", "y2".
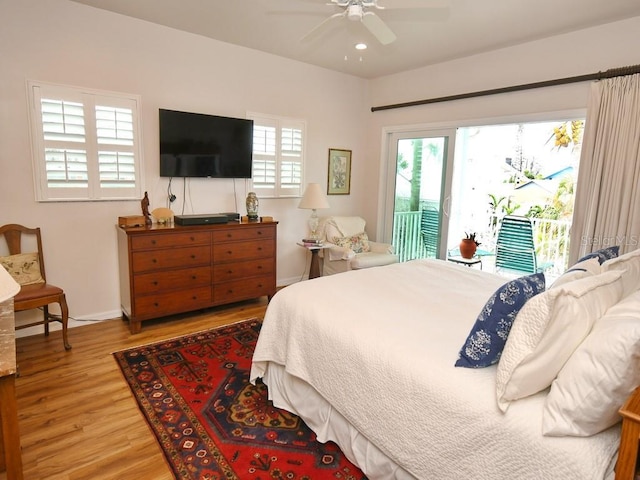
[{"x1": 141, "y1": 191, "x2": 152, "y2": 226}]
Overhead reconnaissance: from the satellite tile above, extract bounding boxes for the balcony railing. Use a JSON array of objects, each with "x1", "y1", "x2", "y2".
[{"x1": 392, "y1": 211, "x2": 571, "y2": 277}]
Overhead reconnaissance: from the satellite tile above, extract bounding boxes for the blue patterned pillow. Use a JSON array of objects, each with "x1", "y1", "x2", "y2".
[
  {"x1": 577, "y1": 246, "x2": 619, "y2": 264},
  {"x1": 455, "y1": 272, "x2": 546, "y2": 368}
]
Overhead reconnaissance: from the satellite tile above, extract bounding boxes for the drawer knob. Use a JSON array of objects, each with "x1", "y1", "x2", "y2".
[
  {"x1": 154, "y1": 302, "x2": 159, "y2": 307},
  {"x1": 152, "y1": 258, "x2": 157, "y2": 263},
  {"x1": 257, "y1": 247, "x2": 263, "y2": 251},
  {"x1": 227, "y1": 233, "x2": 232, "y2": 238},
  {"x1": 191, "y1": 275, "x2": 196, "y2": 280},
  {"x1": 257, "y1": 231, "x2": 263, "y2": 235},
  {"x1": 227, "y1": 250, "x2": 233, "y2": 255},
  {"x1": 151, "y1": 240, "x2": 156, "y2": 245},
  {"x1": 257, "y1": 265, "x2": 262, "y2": 270},
  {"x1": 190, "y1": 236, "x2": 195, "y2": 241},
  {"x1": 191, "y1": 254, "x2": 196, "y2": 259},
  {"x1": 192, "y1": 296, "x2": 197, "y2": 300},
  {"x1": 152, "y1": 281, "x2": 158, "y2": 286},
  {"x1": 227, "y1": 270, "x2": 233, "y2": 274},
  {"x1": 257, "y1": 283, "x2": 263, "y2": 288}
]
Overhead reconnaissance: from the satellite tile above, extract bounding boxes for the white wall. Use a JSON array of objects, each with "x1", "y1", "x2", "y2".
[
  {"x1": 3, "y1": 0, "x2": 639, "y2": 324},
  {"x1": 364, "y1": 16, "x2": 640, "y2": 238},
  {"x1": 0, "y1": 0, "x2": 369, "y2": 321}
]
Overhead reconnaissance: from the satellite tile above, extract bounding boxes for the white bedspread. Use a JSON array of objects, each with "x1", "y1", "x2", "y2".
[{"x1": 250, "y1": 259, "x2": 620, "y2": 479}]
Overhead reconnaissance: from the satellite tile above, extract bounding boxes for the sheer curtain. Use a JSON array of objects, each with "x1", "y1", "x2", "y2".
[{"x1": 569, "y1": 74, "x2": 640, "y2": 264}]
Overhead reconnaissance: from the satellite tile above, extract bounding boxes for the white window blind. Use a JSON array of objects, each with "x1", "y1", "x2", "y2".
[
  {"x1": 29, "y1": 81, "x2": 143, "y2": 201},
  {"x1": 248, "y1": 113, "x2": 305, "y2": 198}
]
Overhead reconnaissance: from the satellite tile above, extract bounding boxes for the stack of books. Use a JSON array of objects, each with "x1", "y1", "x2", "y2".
[{"x1": 301, "y1": 238, "x2": 324, "y2": 247}]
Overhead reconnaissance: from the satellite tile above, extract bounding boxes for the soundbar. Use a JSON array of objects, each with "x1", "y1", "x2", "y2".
[{"x1": 174, "y1": 214, "x2": 229, "y2": 226}]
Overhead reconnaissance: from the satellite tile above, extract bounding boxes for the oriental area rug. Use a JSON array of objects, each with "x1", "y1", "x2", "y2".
[{"x1": 113, "y1": 318, "x2": 367, "y2": 480}]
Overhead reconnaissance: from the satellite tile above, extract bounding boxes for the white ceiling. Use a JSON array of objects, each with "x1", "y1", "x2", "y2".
[{"x1": 70, "y1": 0, "x2": 640, "y2": 79}]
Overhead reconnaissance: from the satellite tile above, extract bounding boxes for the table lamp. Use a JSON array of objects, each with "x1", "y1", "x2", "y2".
[
  {"x1": 298, "y1": 183, "x2": 330, "y2": 239},
  {"x1": 0, "y1": 265, "x2": 19, "y2": 303}
]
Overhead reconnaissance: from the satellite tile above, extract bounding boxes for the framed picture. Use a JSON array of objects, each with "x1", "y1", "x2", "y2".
[{"x1": 327, "y1": 148, "x2": 352, "y2": 195}]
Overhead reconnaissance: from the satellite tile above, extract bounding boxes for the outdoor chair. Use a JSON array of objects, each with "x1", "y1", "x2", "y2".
[
  {"x1": 420, "y1": 208, "x2": 440, "y2": 258},
  {"x1": 0, "y1": 224, "x2": 71, "y2": 350},
  {"x1": 494, "y1": 215, "x2": 552, "y2": 276}
]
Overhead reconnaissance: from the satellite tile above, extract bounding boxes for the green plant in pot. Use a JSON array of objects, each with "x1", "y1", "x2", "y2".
[{"x1": 460, "y1": 232, "x2": 481, "y2": 259}]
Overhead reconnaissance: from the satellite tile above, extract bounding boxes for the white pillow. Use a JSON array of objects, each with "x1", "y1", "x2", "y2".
[
  {"x1": 496, "y1": 270, "x2": 624, "y2": 412},
  {"x1": 542, "y1": 290, "x2": 640, "y2": 436},
  {"x1": 602, "y1": 247, "x2": 640, "y2": 297},
  {"x1": 551, "y1": 257, "x2": 601, "y2": 289}
]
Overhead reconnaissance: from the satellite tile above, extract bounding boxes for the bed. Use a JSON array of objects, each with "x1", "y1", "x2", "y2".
[{"x1": 250, "y1": 256, "x2": 640, "y2": 479}]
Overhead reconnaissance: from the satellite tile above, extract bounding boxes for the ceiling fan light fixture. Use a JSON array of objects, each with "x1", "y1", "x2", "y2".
[
  {"x1": 355, "y1": 42, "x2": 367, "y2": 50},
  {"x1": 347, "y1": 4, "x2": 363, "y2": 21}
]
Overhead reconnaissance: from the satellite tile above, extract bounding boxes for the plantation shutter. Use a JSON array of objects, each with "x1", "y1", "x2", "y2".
[
  {"x1": 249, "y1": 113, "x2": 305, "y2": 198},
  {"x1": 29, "y1": 81, "x2": 143, "y2": 201}
]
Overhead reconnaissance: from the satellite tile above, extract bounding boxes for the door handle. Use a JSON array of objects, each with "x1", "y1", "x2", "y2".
[{"x1": 443, "y1": 196, "x2": 451, "y2": 217}]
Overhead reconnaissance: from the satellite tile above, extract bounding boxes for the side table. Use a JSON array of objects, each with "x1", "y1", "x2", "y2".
[
  {"x1": 447, "y1": 255, "x2": 482, "y2": 269},
  {"x1": 298, "y1": 243, "x2": 329, "y2": 279}
]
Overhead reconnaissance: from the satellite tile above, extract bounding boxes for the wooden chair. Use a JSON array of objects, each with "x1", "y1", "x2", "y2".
[{"x1": 0, "y1": 224, "x2": 71, "y2": 350}]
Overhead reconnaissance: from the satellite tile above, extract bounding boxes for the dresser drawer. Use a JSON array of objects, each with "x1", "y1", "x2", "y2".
[
  {"x1": 212, "y1": 258, "x2": 274, "y2": 283},
  {"x1": 213, "y1": 275, "x2": 274, "y2": 304},
  {"x1": 134, "y1": 286, "x2": 212, "y2": 318},
  {"x1": 132, "y1": 245, "x2": 211, "y2": 273},
  {"x1": 212, "y1": 225, "x2": 275, "y2": 243},
  {"x1": 213, "y1": 239, "x2": 275, "y2": 263},
  {"x1": 133, "y1": 266, "x2": 211, "y2": 295},
  {"x1": 130, "y1": 232, "x2": 210, "y2": 250}
]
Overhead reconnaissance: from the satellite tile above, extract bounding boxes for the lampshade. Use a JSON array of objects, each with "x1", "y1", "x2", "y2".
[
  {"x1": 0, "y1": 265, "x2": 19, "y2": 303},
  {"x1": 298, "y1": 183, "x2": 330, "y2": 240},
  {"x1": 298, "y1": 183, "x2": 330, "y2": 210}
]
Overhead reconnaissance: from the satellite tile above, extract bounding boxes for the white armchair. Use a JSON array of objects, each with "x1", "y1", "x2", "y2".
[{"x1": 319, "y1": 216, "x2": 398, "y2": 275}]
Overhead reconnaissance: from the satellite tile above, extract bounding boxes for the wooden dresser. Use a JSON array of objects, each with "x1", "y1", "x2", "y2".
[{"x1": 117, "y1": 221, "x2": 277, "y2": 333}]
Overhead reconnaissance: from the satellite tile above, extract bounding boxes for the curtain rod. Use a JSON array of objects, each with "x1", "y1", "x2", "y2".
[{"x1": 371, "y1": 64, "x2": 640, "y2": 112}]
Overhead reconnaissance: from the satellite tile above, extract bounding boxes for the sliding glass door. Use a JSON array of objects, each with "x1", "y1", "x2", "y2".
[
  {"x1": 381, "y1": 129, "x2": 456, "y2": 261},
  {"x1": 381, "y1": 118, "x2": 582, "y2": 274}
]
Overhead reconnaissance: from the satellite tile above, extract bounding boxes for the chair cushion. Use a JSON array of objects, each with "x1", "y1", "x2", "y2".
[
  {"x1": 15, "y1": 282, "x2": 64, "y2": 303},
  {"x1": 0, "y1": 252, "x2": 44, "y2": 286},
  {"x1": 327, "y1": 216, "x2": 367, "y2": 237},
  {"x1": 349, "y1": 252, "x2": 398, "y2": 269},
  {"x1": 332, "y1": 232, "x2": 371, "y2": 253}
]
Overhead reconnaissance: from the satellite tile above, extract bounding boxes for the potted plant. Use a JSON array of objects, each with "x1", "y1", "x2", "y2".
[{"x1": 460, "y1": 232, "x2": 481, "y2": 259}]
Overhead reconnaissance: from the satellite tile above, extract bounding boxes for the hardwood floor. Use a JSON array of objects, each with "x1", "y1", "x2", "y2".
[{"x1": 6, "y1": 297, "x2": 269, "y2": 480}]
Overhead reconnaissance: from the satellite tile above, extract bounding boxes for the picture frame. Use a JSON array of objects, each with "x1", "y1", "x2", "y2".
[{"x1": 327, "y1": 148, "x2": 352, "y2": 195}]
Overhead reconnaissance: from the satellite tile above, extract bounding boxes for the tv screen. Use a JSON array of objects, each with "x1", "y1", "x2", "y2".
[{"x1": 159, "y1": 109, "x2": 253, "y2": 178}]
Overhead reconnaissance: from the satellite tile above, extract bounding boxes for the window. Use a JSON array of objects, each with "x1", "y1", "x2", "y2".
[
  {"x1": 28, "y1": 81, "x2": 143, "y2": 201},
  {"x1": 248, "y1": 112, "x2": 305, "y2": 198}
]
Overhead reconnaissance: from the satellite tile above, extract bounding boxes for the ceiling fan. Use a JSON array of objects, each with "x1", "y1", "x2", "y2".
[{"x1": 301, "y1": 0, "x2": 448, "y2": 46}]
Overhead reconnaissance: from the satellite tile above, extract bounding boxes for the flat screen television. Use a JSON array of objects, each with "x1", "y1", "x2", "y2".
[{"x1": 159, "y1": 108, "x2": 253, "y2": 178}]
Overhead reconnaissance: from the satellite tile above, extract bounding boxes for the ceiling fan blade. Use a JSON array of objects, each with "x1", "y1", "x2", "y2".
[
  {"x1": 380, "y1": 7, "x2": 450, "y2": 22},
  {"x1": 377, "y1": 0, "x2": 450, "y2": 8},
  {"x1": 301, "y1": 12, "x2": 344, "y2": 42},
  {"x1": 362, "y1": 12, "x2": 396, "y2": 45}
]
